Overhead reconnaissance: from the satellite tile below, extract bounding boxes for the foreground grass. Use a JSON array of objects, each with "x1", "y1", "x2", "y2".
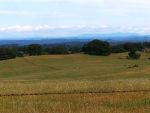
[
  {"x1": 0, "y1": 53, "x2": 149, "y2": 112},
  {"x1": 0, "y1": 79, "x2": 150, "y2": 94},
  {"x1": 0, "y1": 93, "x2": 150, "y2": 113}
]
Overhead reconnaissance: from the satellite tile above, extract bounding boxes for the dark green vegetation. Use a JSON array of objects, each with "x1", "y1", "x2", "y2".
[
  {"x1": 46, "y1": 45, "x2": 69, "y2": 55},
  {"x1": 111, "y1": 42, "x2": 148, "y2": 53},
  {"x1": 0, "y1": 40, "x2": 150, "y2": 61},
  {"x1": 27, "y1": 44, "x2": 42, "y2": 56},
  {"x1": 128, "y1": 51, "x2": 141, "y2": 59},
  {"x1": 82, "y1": 40, "x2": 111, "y2": 56},
  {"x1": 0, "y1": 47, "x2": 17, "y2": 60}
]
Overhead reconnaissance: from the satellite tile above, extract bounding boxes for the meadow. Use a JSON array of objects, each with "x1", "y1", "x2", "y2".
[{"x1": 0, "y1": 53, "x2": 150, "y2": 113}]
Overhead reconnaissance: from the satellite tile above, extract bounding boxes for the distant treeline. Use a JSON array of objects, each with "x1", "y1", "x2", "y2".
[
  {"x1": 0, "y1": 40, "x2": 149, "y2": 60},
  {"x1": 111, "y1": 42, "x2": 150, "y2": 53},
  {"x1": 0, "y1": 44, "x2": 81, "y2": 60}
]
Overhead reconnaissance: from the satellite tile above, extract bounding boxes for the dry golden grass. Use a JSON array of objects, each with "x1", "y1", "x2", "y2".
[
  {"x1": 0, "y1": 79, "x2": 150, "y2": 94},
  {"x1": 0, "y1": 93, "x2": 150, "y2": 113}
]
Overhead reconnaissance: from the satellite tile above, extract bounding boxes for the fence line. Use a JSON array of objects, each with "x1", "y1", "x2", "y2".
[{"x1": 0, "y1": 89, "x2": 150, "y2": 97}]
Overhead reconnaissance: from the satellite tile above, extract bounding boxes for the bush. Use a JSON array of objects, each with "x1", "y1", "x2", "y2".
[
  {"x1": 128, "y1": 51, "x2": 141, "y2": 59},
  {"x1": 82, "y1": 40, "x2": 111, "y2": 56}
]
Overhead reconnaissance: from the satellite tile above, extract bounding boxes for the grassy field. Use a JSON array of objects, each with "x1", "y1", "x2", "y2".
[{"x1": 0, "y1": 53, "x2": 150, "y2": 113}]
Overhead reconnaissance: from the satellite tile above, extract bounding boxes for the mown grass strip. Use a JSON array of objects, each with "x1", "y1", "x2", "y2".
[{"x1": 0, "y1": 89, "x2": 150, "y2": 97}]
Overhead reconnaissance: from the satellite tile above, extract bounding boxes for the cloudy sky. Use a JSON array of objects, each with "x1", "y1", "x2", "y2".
[{"x1": 0, "y1": 0, "x2": 150, "y2": 38}]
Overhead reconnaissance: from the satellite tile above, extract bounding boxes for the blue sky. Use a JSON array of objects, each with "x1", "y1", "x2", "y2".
[{"x1": 0, "y1": 0, "x2": 150, "y2": 38}]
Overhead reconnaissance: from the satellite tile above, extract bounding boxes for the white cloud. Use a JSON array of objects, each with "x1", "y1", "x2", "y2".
[
  {"x1": 116, "y1": 0, "x2": 150, "y2": 8},
  {"x1": 0, "y1": 25, "x2": 111, "y2": 33},
  {"x1": 0, "y1": 0, "x2": 150, "y2": 8},
  {"x1": 131, "y1": 26, "x2": 150, "y2": 34},
  {"x1": 0, "y1": 25, "x2": 50, "y2": 32},
  {"x1": 0, "y1": 25, "x2": 83, "y2": 32},
  {"x1": 0, "y1": 0, "x2": 150, "y2": 35},
  {"x1": 0, "y1": 25, "x2": 149, "y2": 34},
  {"x1": 0, "y1": 0, "x2": 50, "y2": 2},
  {"x1": 0, "y1": 10, "x2": 32, "y2": 16}
]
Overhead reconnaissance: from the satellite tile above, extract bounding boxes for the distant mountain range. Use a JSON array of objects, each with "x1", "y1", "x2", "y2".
[
  {"x1": 0, "y1": 33, "x2": 149, "y2": 45},
  {"x1": 80, "y1": 33, "x2": 150, "y2": 42}
]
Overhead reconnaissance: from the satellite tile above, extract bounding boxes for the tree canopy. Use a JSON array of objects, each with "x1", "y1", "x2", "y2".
[
  {"x1": 27, "y1": 44, "x2": 42, "y2": 56},
  {"x1": 82, "y1": 40, "x2": 111, "y2": 56}
]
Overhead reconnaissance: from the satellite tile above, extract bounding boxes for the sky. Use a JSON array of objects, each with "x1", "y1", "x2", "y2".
[{"x1": 0, "y1": 0, "x2": 150, "y2": 38}]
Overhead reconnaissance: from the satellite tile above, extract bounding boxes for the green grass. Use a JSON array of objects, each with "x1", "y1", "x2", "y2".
[
  {"x1": 0, "y1": 53, "x2": 149, "y2": 80},
  {"x1": 0, "y1": 53, "x2": 150, "y2": 113}
]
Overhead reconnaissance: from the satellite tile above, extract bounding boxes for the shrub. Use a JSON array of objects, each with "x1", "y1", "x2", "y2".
[{"x1": 128, "y1": 51, "x2": 141, "y2": 59}]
